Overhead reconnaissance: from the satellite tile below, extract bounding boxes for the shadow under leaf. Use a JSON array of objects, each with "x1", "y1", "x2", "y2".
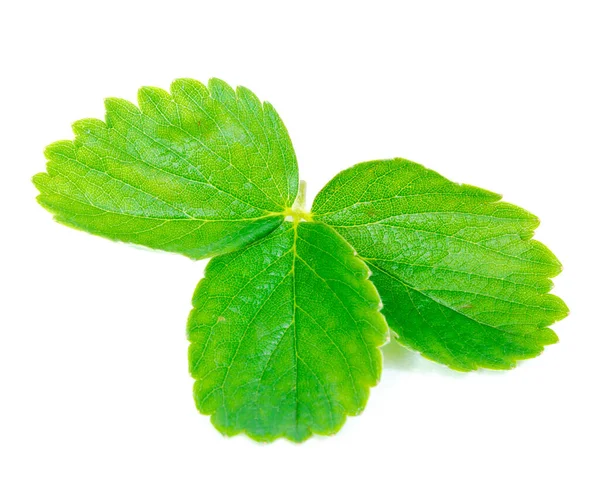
[{"x1": 381, "y1": 337, "x2": 465, "y2": 377}]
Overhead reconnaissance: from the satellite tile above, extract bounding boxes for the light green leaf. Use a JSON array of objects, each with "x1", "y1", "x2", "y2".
[
  {"x1": 187, "y1": 221, "x2": 388, "y2": 442},
  {"x1": 312, "y1": 159, "x2": 568, "y2": 371},
  {"x1": 33, "y1": 78, "x2": 298, "y2": 259}
]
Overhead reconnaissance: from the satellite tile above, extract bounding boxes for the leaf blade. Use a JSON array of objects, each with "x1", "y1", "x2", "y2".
[
  {"x1": 313, "y1": 158, "x2": 568, "y2": 371},
  {"x1": 33, "y1": 78, "x2": 298, "y2": 259},
  {"x1": 187, "y1": 222, "x2": 388, "y2": 441}
]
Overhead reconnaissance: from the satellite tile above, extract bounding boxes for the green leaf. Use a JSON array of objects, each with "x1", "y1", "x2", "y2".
[
  {"x1": 33, "y1": 78, "x2": 298, "y2": 259},
  {"x1": 187, "y1": 221, "x2": 388, "y2": 442},
  {"x1": 312, "y1": 159, "x2": 568, "y2": 371},
  {"x1": 33, "y1": 77, "x2": 571, "y2": 441}
]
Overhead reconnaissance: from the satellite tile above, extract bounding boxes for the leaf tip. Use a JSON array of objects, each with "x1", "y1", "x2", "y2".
[{"x1": 207, "y1": 77, "x2": 234, "y2": 97}]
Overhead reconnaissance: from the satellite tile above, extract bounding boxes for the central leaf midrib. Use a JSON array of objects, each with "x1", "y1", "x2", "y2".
[{"x1": 290, "y1": 222, "x2": 300, "y2": 435}]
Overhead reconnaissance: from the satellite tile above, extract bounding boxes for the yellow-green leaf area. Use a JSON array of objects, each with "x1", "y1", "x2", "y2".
[{"x1": 33, "y1": 78, "x2": 298, "y2": 259}]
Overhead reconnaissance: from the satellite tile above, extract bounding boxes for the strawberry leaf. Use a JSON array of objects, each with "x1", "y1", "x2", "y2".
[
  {"x1": 312, "y1": 158, "x2": 568, "y2": 371},
  {"x1": 33, "y1": 78, "x2": 298, "y2": 259},
  {"x1": 34, "y1": 78, "x2": 569, "y2": 441},
  {"x1": 187, "y1": 221, "x2": 388, "y2": 442}
]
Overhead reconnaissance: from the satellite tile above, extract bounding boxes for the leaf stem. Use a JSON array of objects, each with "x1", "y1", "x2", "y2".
[
  {"x1": 285, "y1": 180, "x2": 312, "y2": 223},
  {"x1": 296, "y1": 180, "x2": 307, "y2": 210}
]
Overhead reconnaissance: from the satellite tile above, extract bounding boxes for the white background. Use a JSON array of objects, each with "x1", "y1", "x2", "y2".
[{"x1": 1, "y1": 1, "x2": 598, "y2": 478}]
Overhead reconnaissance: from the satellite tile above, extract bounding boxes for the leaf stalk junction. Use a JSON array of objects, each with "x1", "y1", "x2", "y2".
[{"x1": 284, "y1": 180, "x2": 313, "y2": 223}]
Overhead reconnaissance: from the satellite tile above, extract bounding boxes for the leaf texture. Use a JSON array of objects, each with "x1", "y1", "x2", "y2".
[
  {"x1": 33, "y1": 78, "x2": 298, "y2": 259},
  {"x1": 187, "y1": 221, "x2": 388, "y2": 442},
  {"x1": 312, "y1": 159, "x2": 568, "y2": 371}
]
